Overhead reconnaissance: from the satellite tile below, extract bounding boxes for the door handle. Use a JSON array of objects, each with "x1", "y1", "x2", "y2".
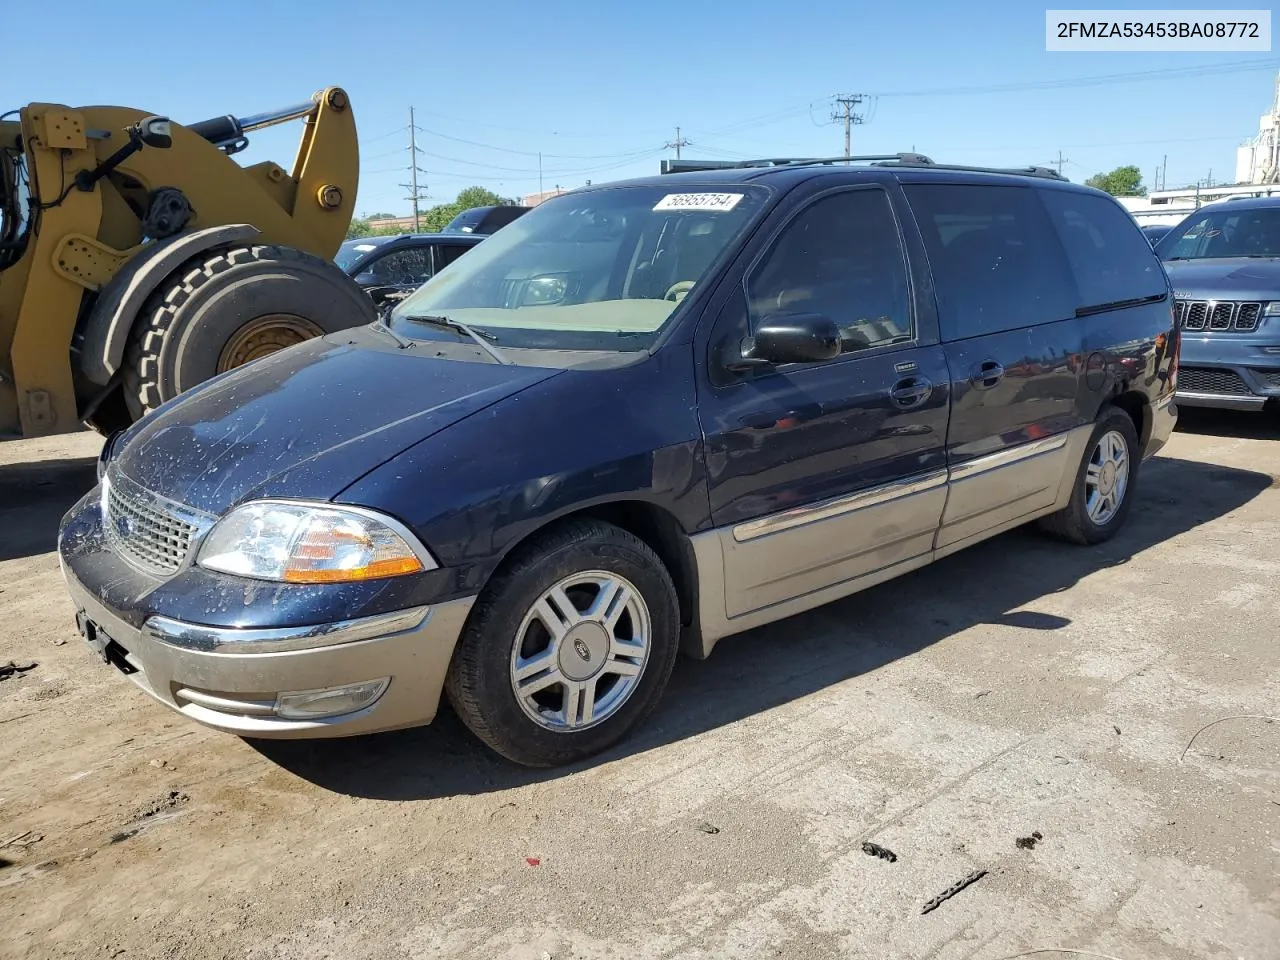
[
  {"x1": 889, "y1": 376, "x2": 933, "y2": 408},
  {"x1": 969, "y1": 360, "x2": 1005, "y2": 390}
]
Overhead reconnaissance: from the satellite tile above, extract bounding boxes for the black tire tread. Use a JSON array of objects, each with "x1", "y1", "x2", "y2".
[
  {"x1": 122, "y1": 244, "x2": 365, "y2": 419},
  {"x1": 1037, "y1": 406, "x2": 1140, "y2": 545},
  {"x1": 445, "y1": 518, "x2": 680, "y2": 767}
]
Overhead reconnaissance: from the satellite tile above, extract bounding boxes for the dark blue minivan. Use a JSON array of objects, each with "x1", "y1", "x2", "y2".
[{"x1": 58, "y1": 155, "x2": 1179, "y2": 767}]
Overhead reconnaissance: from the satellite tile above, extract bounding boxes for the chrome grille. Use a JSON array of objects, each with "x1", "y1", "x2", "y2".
[
  {"x1": 1176, "y1": 367, "x2": 1253, "y2": 396},
  {"x1": 1175, "y1": 299, "x2": 1263, "y2": 333},
  {"x1": 103, "y1": 474, "x2": 198, "y2": 575}
]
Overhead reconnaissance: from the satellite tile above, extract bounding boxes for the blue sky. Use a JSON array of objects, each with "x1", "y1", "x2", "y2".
[{"x1": 10, "y1": 1, "x2": 1278, "y2": 214}]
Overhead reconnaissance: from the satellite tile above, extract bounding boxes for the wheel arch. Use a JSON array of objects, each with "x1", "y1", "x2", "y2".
[
  {"x1": 78, "y1": 224, "x2": 261, "y2": 386},
  {"x1": 486, "y1": 498, "x2": 701, "y2": 644},
  {"x1": 1105, "y1": 389, "x2": 1150, "y2": 452}
]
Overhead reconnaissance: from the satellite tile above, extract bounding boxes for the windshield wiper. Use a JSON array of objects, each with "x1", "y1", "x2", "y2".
[
  {"x1": 369, "y1": 319, "x2": 414, "y2": 349},
  {"x1": 400, "y1": 314, "x2": 510, "y2": 365}
]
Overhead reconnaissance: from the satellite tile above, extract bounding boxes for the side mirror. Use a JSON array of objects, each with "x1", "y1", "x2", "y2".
[
  {"x1": 737, "y1": 313, "x2": 842, "y2": 368},
  {"x1": 354, "y1": 271, "x2": 377, "y2": 286}
]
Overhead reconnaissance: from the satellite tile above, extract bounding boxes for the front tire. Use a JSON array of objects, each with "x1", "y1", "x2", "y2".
[
  {"x1": 445, "y1": 519, "x2": 680, "y2": 767},
  {"x1": 122, "y1": 244, "x2": 376, "y2": 420},
  {"x1": 1038, "y1": 407, "x2": 1141, "y2": 545}
]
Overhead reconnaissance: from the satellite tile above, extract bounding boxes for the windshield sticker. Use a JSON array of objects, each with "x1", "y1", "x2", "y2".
[
  {"x1": 653, "y1": 193, "x2": 744, "y2": 213},
  {"x1": 354, "y1": 244, "x2": 378, "y2": 251}
]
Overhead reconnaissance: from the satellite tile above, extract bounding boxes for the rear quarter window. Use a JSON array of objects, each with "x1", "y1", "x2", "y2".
[
  {"x1": 1039, "y1": 189, "x2": 1167, "y2": 308},
  {"x1": 904, "y1": 183, "x2": 1076, "y2": 340}
]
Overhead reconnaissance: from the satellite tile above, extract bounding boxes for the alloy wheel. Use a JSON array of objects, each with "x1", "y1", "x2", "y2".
[
  {"x1": 1085, "y1": 429, "x2": 1130, "y2": 525},
  {"x1": 509, "y1": 571, "x2": 651, "y2": 732}
]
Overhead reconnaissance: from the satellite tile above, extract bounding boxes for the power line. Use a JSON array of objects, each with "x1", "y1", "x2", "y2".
[
  {"x1": 830, "y1": 94, "x2": 867, "y2": 160},
  {"x1": 363, "y1": 125, "x2": 410, "y2": 144},
  {"x1": 422, "y1": 127, "x2": 664, "y2": 160},
  {"x1": 398, "y1": 107, "x2": 428, "y2": 231},
  {"x1": 409, "y1": 109, "x2": 675, "y2": 139},
  {"x1": 663, "y1": 126, "x2": 691, "y2": 160}
]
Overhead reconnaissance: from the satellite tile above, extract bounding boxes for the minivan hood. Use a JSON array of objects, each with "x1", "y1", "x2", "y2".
[
  {"x1": 114, "y1": 328, "x2": 559, "y2": 515},
  {"x1": 1163, "y1": 257, "x2": 1280, "y2": 302}
]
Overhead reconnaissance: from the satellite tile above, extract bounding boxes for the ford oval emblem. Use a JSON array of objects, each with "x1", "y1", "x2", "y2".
[
  {"x1": 114, "y1": 512, "x2": 134, "y2": 539},
  {"x1": 573, "y1": 638, "x2": 591, "y2": 661}
]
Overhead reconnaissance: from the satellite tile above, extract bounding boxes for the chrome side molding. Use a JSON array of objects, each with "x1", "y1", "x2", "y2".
[
  {"x1": 145, "y1": 605, "x2": 432, "y2": 654},
  {"x1": 732, "y1": 470, "x2": 947, "y2": 543},
  {"x1": 947, "y1": 433, "x2": 1068, "y2": 482}
]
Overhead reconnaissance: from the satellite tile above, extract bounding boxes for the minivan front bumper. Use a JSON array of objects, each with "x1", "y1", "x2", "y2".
[
  {"x1": 57, "y1": 484, "x2": 475, "y2": 739},
  {"x1": 62, "y1": 565, "x2": 474, "y2": 738}
]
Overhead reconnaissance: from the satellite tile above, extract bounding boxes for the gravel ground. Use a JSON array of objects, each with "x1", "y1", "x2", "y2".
[{"x1": 1, "y1": 411, "x2": 1277, "y2": 960}]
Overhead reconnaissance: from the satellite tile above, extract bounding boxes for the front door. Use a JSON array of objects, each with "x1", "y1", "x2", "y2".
[
  {"x1": 902, "y1": 181, "x2": 1085, "y2": 550},
  {"x1": 697, "y1": 184, "x2": 950, "y2": 618}
]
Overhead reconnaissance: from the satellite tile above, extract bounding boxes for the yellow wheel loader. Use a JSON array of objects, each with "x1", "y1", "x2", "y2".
[{"x1": 0, "y1": 87, "x2": 375, "y2": 438}]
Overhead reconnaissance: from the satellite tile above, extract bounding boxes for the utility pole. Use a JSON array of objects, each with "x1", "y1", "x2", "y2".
[
  {"x1": 1161, "y1": 154, "x2": 1167, "y2": 191},
  {"x1": 538, "y1": 152, "x2": 543, "y2": 199},
  {"x1": 1053, "y1": 150, "x2": 1069, "y2": 175},
  {"x1": 664, "y1": 126, "x2": 691, "y2": 160},
  {"x1": 398, "y1": 106, "x2": 429, "y2": 232},
  {"x1": 831, "y1": 95, "x2": 866, "y2": 161}
]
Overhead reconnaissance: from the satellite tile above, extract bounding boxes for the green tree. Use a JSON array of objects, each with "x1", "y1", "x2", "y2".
[
  {"x1": 454, "y1": 186, "x2": 507, "y2": 209},
  {"x1": 346, "y1": 217, "x2": 373, "y2": 239},
  {"x1": 419, "y1": 203, "x2": 460, "y2": 232},
  {"x1": 362, "y1": 211, "x2": 398, "y2": 220},
  {"x1": 1085, "y1": 165, "x2": 1146, "y2": 197}
]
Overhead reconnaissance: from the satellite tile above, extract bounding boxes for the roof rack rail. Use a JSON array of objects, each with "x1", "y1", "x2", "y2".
[
  {"x1": 659, "y1": 154, "x2": 1067, "y2": 181},
  {"x1": 659, "y1": 153, "x2": 934, "y2": 174},
  {"x1": 877, "y1": 157, "x2": 1067, "y2": 181}
]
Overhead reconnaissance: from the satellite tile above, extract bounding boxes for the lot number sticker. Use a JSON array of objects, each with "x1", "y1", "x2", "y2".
[{"x1": 653, "y1": 193, "x2": 744, "y2": 212}]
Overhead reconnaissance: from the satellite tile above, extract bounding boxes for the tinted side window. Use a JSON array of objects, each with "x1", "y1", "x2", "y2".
[
  {"x1": 436, "y1": 244, "x2": 474, "y2": 270},
  {"x1": 904, "y1": 184, "x2": 1075, "y2": 340},
  {"x1": 369, "y1": 248, "x2": 432, "y2": 284},
  {"x1": 1040, "y1": 190, "x2": 1166, "y2": 307},
  {"x1": 747, "y1": 189, "x2": 913, "y2": 354}
]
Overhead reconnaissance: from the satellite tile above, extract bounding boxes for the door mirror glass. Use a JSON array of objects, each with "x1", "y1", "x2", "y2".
[
  {"x1": 750, "y1": 313, "x2": 842, "y2": 365},
  {"x1": 354, "y1": 271, "x2": 377, "y2": 285}
]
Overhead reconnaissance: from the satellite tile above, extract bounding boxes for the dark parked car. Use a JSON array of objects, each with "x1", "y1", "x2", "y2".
[
  {"x1": 60, "y1": 156, "x2": 1177, "y2": 767},
  {"x1": 1155, "y1": 196, "x2": 1280, "y2": 410},
  {"x1": 442, "y1": 204, "x2": 532, "y2": 235},
  {"x1": 1141, "y1": 224, "x2": 1173, "y2": 246},
  {"x1": 336, "y1": 233, "x2": 484, "y2": 307}
]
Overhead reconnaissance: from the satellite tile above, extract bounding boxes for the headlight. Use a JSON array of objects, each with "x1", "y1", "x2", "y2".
[
  {"x1": 1263, "y1": 302, "x2": 1280, "y2": 317},
  {"x1": 197, "y1": 501, "x2": 433, "y2": 583}
]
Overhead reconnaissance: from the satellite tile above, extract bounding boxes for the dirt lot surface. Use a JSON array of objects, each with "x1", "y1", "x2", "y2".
[{"x1": 2, "y1": 412, "x2": 1278, "y2": 960}]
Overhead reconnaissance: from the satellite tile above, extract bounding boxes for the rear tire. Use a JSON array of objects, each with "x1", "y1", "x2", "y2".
[
  {"x1": 1038, "y1": 407, "x2": 1141, "y2": 545},
  {"x1": 445, "y1": 519, "x2": 680, "y2": 767},
  {"x1": 122, "y1": 244, "x2": 375, "y2": 420}
]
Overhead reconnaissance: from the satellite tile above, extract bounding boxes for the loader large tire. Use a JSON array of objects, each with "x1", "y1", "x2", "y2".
[{"x1": 122, "y1": 244, "x2": 375, "y2": 420}]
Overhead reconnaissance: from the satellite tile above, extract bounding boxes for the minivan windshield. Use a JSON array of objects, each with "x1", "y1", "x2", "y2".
[
  {"x1": 1157, "y1": 205, "x2": 1280, "y2": 260},
  {"x1": 390, "y1": 184, "x2": 768, "y2": 352}
]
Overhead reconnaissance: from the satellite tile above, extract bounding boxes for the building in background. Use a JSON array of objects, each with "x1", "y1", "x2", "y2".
[
  {"x1": 523, "y1": 188, "x2": 568, "y2": 207},
  {"x1": 1236, "y1": 72, "x2": 1280, "y2": 186}
]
